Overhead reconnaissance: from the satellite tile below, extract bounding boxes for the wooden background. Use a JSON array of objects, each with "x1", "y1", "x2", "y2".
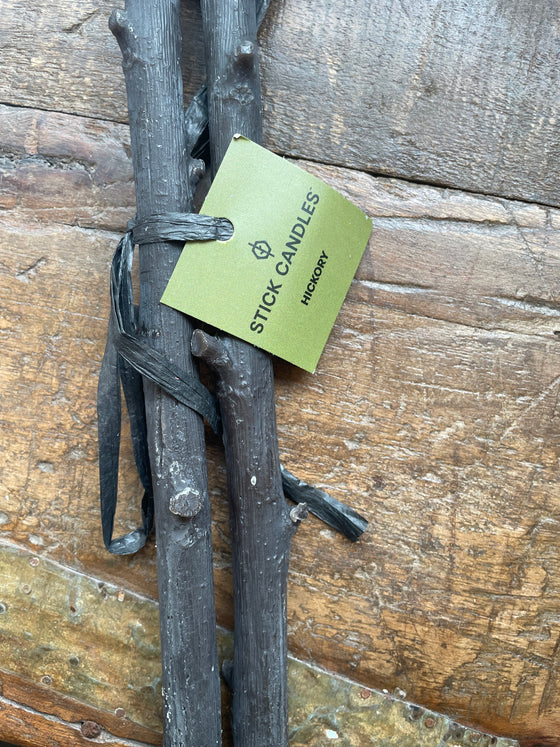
[{"x1": 1, "y1": 0, "x2": 560, "y2": 745}]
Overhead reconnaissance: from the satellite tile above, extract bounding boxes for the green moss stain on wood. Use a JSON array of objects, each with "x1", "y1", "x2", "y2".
[
  {"x1": 0, "y1": 542, "x2": 518, "y2": 745},
  {"x1": 0, "y1": 543, "x2": 163, "y2": 730}
]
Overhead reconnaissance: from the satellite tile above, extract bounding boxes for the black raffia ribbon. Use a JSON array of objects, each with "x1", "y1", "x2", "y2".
[
  {"x1": 97, "y1": 214, "x2": 368, "y2": 554},
  {"x1": 97, "y1": 217, "x2": 227, "y2": 555}
]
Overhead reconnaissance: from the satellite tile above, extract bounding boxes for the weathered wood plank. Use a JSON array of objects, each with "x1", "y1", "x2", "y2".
[
  {"x1": 0, "y1": 542, "x2": 519, "y2": 747},
  {"x1": 0, "y1": 697, "x2": 146, "y2": 747},
  {"x1": 0, "y1": 669, "x2": 160, "y2": 746},
  {"x1": 0, "y1": 105, "x2": 134, "y2": 229},
  {"x1": 1, "y1": 106, "x2": 560, "y2": 744},
  {"x1": 0, "y1": 543, "x2": 162, "y2": 735},
  {"x1": 1, "y1": 1, "x2": 560, "y2": 206},
  {"x1": 0, "y1": 0, "x2": 202, "y2": 123}
]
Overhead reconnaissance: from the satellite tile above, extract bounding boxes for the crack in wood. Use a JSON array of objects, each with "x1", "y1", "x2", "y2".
[
  {"x1": 15, "y1": 257, "x2": 47, "y2": 283},
  {"x1": 62, "y1": 10, "x2": 101, "y2": 35}
]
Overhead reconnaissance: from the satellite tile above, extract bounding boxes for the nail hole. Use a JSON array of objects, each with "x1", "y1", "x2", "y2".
[
  {"x1": 41, "y1": 675, "x2": 52, "y2": 686},
  {"x1": 69, "y1": 604, "x2": 78, "y2": 614},
  {"x1": 0, "y1": 603, "x2": 7, "y2": 614}
]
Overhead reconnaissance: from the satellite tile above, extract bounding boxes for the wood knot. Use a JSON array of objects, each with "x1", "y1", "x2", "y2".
[
  {"x1": 230, "y1": 83, "x2": 255, "y2": 106},
  {"x1": 108, "y1": 9, "x2": 129, "y2": 39},
  {"x1": 188, "y1": 157, "x2": 206, "y2": 187},
  {"x1": 233, "y1": 40, "x2": 255, "y2": 68},
  {"x1": 191, "y1": 329, "x2": 231, "y2": 370},
  {"x1": 169, "y1": 487, "x2": 203, "y2": 518},
  {"x1": 109, "y1": 11, "x2": 139, "y2": 72},
  {"x1": 290, "y1": 503, "x2": 308, "y2": 524}
]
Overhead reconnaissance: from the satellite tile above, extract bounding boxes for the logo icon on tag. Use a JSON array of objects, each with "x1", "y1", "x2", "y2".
[{"x1": 249, "y1": 240, "x2": 274, "y2": 260}]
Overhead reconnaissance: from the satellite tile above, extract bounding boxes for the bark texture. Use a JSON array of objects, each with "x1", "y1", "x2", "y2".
[
  {"x1": 194, "y1": 1, "x2": 301, "y2": 744},
  {"x1": 109, "y1": 4, "x2": 221, "y2": 746},
  {"x1": 192, "y1": 334, "x2": 301, "y2": 747}
]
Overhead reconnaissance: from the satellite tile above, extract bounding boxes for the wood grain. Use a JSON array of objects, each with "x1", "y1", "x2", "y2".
[
  {"x1": 2, "y1": 1, "x2": 560, "y2": 206},
  {"x1": 1, "y1": 105, "x2": 560, "y2": 744},
  {"x1": 0, "y1": 669, "x2": 161, "y2": 746},
  {"x1": 0, "y1": 542, "x2": 519, "y2": 747},
  {"x1": 0, "y1": 697, "x2": 146, "y2": 747}
]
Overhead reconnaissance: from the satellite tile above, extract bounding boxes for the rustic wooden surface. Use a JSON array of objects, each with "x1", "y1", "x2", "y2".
[
  {"x1": 2, "y1": 1, "x2": 560, "y2": 206},
  {"x1": 1, "y1": 1, "x2": 560, "y2": 745},
  {"x1": 0, "y1": 542, "x2": 519, "y2": 747},
  {"x1": 1, "y1": 103, "x2": 558, "y2": 745}
]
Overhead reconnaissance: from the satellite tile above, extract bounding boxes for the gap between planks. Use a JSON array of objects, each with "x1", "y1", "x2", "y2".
[{"x1": 2, "y1": 100, "x2": 560, "y2": 213}]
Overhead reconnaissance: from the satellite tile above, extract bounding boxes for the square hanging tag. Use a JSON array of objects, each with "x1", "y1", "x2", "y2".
[{"x1": 162, "y1": 136, "x2": 372, "y2": 373}]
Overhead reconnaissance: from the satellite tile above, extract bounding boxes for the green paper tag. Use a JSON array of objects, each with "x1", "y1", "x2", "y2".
[{"x1": 162, "y1": 136, "x2": 372, "y2": 372}]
